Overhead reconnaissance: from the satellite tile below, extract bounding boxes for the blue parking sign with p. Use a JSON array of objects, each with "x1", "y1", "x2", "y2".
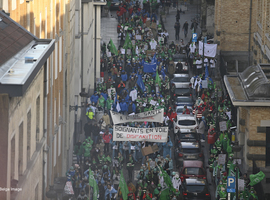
[
  {"x1": 227, "y1": 176, "x2": 236, "y2": 193},
  {"x1": 192, "y1": 33, "x2": 197, "y2": 42}
]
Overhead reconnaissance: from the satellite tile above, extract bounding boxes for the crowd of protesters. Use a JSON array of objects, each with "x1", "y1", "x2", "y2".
[{"x1": 64, "y1": 0, "x2": 261, "y2": 199}]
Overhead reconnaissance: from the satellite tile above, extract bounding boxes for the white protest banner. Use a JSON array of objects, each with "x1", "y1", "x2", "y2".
[
  {"x1": 64, "y1": 181, "x2": 74, "y2": 195},
  {"x1": 136, "y1": 35, "x2": 142, "y2": 40},
  {"x1": 110, "y1": 109, "x2": 164, "y2": 124},
  {"x1": 219, "y1": 121, "x2": 227, "y2": 132},
  {"x1": 107, "y1": 51, "x2": 111, "y2": 57},
  {"x1": 202, "y1": 80, "x2": 208, "y2": 88},
  {"x1": 238, "y1": 179, "x2": 245, "y2": 191},
  {"x1": 150, "y1": 100, "x2": 157, "y2": 106},
  {"x1": 226, "y1": 111, "x2": 231, "y2": 120},
  {"x1": 121, "y1": 48, "x2": 125, "y2": 54},
  {"x1": 218, "y1": 154, "x2": 226, "y2": 165},
  {"x1": 127, "y1": 49, "x2": 131, "y2": 55},
  {"x1": 113, "y1": 125, "x2": 168, "y2": 142}
]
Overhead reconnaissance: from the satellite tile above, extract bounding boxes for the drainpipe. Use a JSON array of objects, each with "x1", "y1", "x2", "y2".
[
  {"x1": 94, "y1": 5, "x2": 97, "y2": 91},
  {"x1": 248, "y1": 0, "x2": 252, "y2": 66},
  {"x1": 81, "y1": 3, "x2": 84, "y2": 94}
]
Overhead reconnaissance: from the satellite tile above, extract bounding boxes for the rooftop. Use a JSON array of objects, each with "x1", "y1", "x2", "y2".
[{"x1": 0, "y1": 11, "x2": 54, "y2": 97}]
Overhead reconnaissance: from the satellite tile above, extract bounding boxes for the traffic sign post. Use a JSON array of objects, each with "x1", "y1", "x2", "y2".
[
  {"x1": 227, "y1": 176, "x2": 236, "y2": 193},
  {"x1": 192, "y1": 33, "x2": 197, "y2": 42}
]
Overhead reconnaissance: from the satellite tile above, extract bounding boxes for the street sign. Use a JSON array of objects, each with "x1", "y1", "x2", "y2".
[
  {"x1": 192, "y1": 33, "x2": 197, "y2": 42},
  {"x1": 227, "y1": 176, "x2": 235, "y2": 193}
]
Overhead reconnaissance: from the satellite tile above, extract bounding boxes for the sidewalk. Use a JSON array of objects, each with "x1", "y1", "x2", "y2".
[
  {"x1": 164, "y1": 1, "x2": 201, "y2": 45},
  {"x1": 101, "y1": 17, "x2": 119, "y2": 47}
]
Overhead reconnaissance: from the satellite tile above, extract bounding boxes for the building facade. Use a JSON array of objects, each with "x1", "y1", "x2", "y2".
[
  {"x1": 0, "y1": 10, "x2": 54, "y2": 200},
  {"x1": 224, "y1": 64, "x2": 270, "y2": 198},
  {"x1": 0, "y1": 0, "x2": 105, "y2": 199},
  {"x1": 252, "y1": 0, "x2": 270, "y2": 64}
]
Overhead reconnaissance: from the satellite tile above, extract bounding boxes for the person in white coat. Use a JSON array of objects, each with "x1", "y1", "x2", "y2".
[{"x1": 172, "y1": 174, "x2": 182, "y2": 190}]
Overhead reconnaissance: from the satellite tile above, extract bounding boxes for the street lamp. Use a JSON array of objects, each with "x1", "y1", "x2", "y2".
[{"x1": 232, "y1": 142, "x2": 242, "y2": 200}]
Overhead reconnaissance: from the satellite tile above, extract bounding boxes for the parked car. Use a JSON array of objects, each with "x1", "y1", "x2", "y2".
[
  {"x1": 181, "y1": 178, "x2": 211, "y2": 200},
  {"x1": 174, "y1": 114, "x2": 198, "y2": 134},
  {"x1": 174, "y1": 141, "x2": 203, "y2": 167},
  {"x1": 176, "y1": 105, "x2": 193, "y2": 115},
  {"x1": 173, "y1": 54, "x2": 189, "y2": 73},
  {"x1": 180, "y1": 160, "x2": 206, "y2": 181},
  {"x1": 175, "y1": 96, "x2": 194, "y2": 107}
]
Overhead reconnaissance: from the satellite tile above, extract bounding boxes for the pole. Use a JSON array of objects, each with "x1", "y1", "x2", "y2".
[
  {"x1": 202, "y1": 36, "x2": 205, "y2": 73},
  {"x1": 248, "y1": 0, "x2": 252, "y2": 66},
  {"x1": 236, "y1": 162, "x2": 239, "y2": 200}
]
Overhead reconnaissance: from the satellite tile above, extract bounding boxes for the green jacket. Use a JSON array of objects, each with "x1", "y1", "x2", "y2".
[{"x1": 106, "y1": 98, "x2": 113, "y2": 110}]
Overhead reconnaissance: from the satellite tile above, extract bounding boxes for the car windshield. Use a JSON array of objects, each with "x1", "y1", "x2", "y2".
[
  {"x1": 173, "y1": 77, "x2": 189, "y2": 82},
  {"x1": 182, "y1": 148, "x2": 200, "y2": 153},
  {"x1": 180, "y1": 134, "x2": 197, "y2": 139},
  {"x1": 176, "y1": 97, "x2": 192, "y2": 103},
  {"x1": 176, "y1": 107, "x2": 192, "y2": 114},
  {"x1": 174, "y1": 88, "x2": 190, "y2": 95},
  {"x1": 184, "y1": 168, "x2": 204, "y2": 175},
  {"x1": 185, "y1": 185, "x2": 205, "y2": 192},
  {"x1": 178, "y1": 120, "x2": 196, "y2": 126},
  {"x1": 173, "y1": 55, "x2": 186, "y2": 62}
]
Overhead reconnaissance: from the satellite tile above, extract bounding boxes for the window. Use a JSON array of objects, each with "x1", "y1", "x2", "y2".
[
  {"x1": 184, "y1": 168, "x2": 204, "y2": 175},
  {"x1": 53, "y1": 135, "x2": 57, "y2": 166},
  {"x1": 35, "y1": 183, "x2": 39, "y2": 200},
  {"x1": 19, "y1": 122, "x2": 24, "y2": 175},
  {"x1": 39, "y1": 12, "x2": 42, "y2": 38},
  {"x1": 266, "y1": 127, "x2": 270, "y2": 166},
  {"x1": 59, "y1": 37, "x2": 62, "y2": 72},
  {"x1": 185, "y1": 185, "x2": 205, "y2": 193},
  {"x1": 173, "y1": 77, "x2": 189, "y2": 82},
  {"x1": 55, "y1": 43, "x2": 58, "y2": 79},
  {"x1": 182, "y1": 148, "x2": 200, "y2": 153},
  {"x1": 257, "y1": 0, "x2": 262, "y2": 24},
  {"x1": 36, "y1": 96, "x2": 40, "y2": 143},
  {"x1": 45, "y1": 7, "x2": 47, "y2": 39},
  {"x1": 54, "y1": 98, "x2": 56, "y2": 126},
  {"x1": 27, "y1": 110, "x2": 31, "y2": 161},
  {"x1": 12, "y1": 0, "x2": 16, "y2": 10},
  {"x1": 11, "y1": 136, "x2": 15, "y2": 180},
  {"x1": 178, "y1": 120, "x2": 196, "y2": 126},
  {"x1": 58, "y1": 126, "x2": 61, "y2": 156}
]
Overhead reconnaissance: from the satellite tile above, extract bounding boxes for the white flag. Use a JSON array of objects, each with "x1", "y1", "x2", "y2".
[{"x1": 199, "y1": 41, "x2": 217, "y2": 58}]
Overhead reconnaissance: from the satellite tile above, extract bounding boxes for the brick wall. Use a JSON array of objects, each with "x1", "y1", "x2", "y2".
[{"x1": 215, "y1": 0, "x2": 253, "y2": 51}]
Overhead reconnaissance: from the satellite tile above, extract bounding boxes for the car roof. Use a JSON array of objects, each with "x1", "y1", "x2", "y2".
[
  {"x1": 173, "y1": 74, "x2": 189, "y2": 78},
  {"x1": 177, "y1": 114, "x2": 196, "y2": 120},
  {"x1": 183, "y1": 160, "x2": 204, "y2": 168},
  {"x1": 185, "y1": 178, "x2": 207, "y2": 185},
  {"x1": 181, "y1": 142, "x2": 200, "y2": 148}
]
